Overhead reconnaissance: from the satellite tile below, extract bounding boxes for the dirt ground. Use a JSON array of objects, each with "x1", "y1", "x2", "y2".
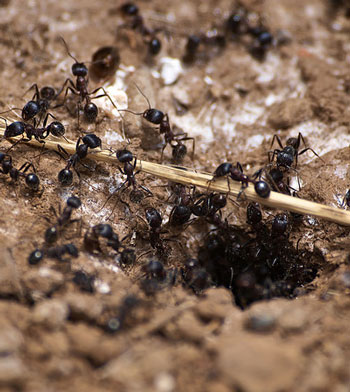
[{"x1": 0, "y1": 0, "x2": 349, "y2": 391}]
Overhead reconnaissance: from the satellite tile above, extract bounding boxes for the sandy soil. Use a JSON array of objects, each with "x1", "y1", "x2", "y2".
[{"x1": 0, "y1": 0, "x2": 349, "y2": 391}]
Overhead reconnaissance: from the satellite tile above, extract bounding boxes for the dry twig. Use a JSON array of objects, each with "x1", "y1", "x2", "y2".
[{"x1": 1, "y1": 130, "x2": 350, "y2": 226}]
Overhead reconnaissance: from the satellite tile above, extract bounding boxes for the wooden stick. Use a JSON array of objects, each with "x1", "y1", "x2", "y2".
[{"x1": 1, "y1": 131, "x2": 350, "y2": 226}]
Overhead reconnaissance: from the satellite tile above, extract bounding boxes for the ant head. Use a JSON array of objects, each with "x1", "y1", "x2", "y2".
[
  {"x1": 246, "y1": 202, "x2": 262, "y2": 225},
  {"x1": 143, "y1": 108, "x2": 164, "y2": 124},
  {"x1": 148, "y1": 37, "x2": 161, "y2": 56},
  {"x1": 120, "y1": 2, "x2": 139, "y2": 16},
  {"x1": 116, "y1": 149, "x2": 133, "y2": 163},
  {"x1": 40, "y1": 86, "x2": 55, "y2": 100},
  {"x1": 72, "y1": 62, "x2": 88, "y2": 77},
  {"x1": 93, "y1": 223, "x2": 114, "y2": 239},
  {"x1": 286, "y1": 137, "x2": 299, "y2": 149},
  {"x1": 145, "y1": 207, "x2": 162, "y2": 228},
  {"x1": 60, "y1": 37, "x2": 88, "y2": 77},
  {"x1": 144, "y1": 260, "x2": 165, "y2": 280},
  {"x1": 48, "y1": 121, "x2": 65, "y2": 137},
  {"x1": 67, "y1": 195, "x2": 81, "y2": 209}
]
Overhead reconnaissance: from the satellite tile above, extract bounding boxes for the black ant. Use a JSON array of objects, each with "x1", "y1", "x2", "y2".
[
  {"x1": 1, "y1": 116, "x2": 67, "y2": 151},
  {"x1": 119, "y1": 3, "x2": 162, "y2": 56},
  {"x1": 58, "y1": 38, "x2": 119, "y2": 128},
  {"x1": 209, "y1": 162, "x2": 271, "y2": 198},
  {"x1": 28, "y1": 243, "x2": 78, "y2": 264},
  {"x1": 0, "y1": 152, "x2": 40, "y2": 190},
  {"x1": 105, "y1": 295, "x2": 140, "y2": 333},
  {"x1": 182, "y1": 31, "x2": 226, "y2": 64},
  {"x1": 57, "y1": 134, "x2": 101, "y2": 185},
  {"x1": 44, "y1": 196, "x2": 82, "y2": 244},
  {"x1": 0, "y1": 84, "x2": 57, "y2": 124},
  {"x1": 106, "y1": 149, "x2": 152, "y2": 208},
  {"x1": 268, "y1": 132, "x2": 323, "y2": 170},
  {"x1": 72, "y1": 270, "x2": 95, "y2": 293},
  {"x1": 120, "y1": 86, "x2": 195, "y2": 161},
  {"x1": 159, "y1": 114, "x2": 195, "y2": 161},
  {"x1": 266, "y1": 167, "x2": 297, "y2": 195},
  {"x1": 120, "y1": 84, "x2": 165, "y2": 125}
]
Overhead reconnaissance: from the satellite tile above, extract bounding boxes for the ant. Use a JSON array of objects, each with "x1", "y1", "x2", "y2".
[
  {"x1": 105, "y1": 295, "x2": 140, "y2": 333},
  {"x1": 57, "y1": 134, "x2": 101, "y2": 186},
  {"x1": 72, "y1": 270, "x2": 95, "y2": 293},
  {"x1": 0, "y1": 152, "x2": 40, "y2": 190},
  {"x1": 28, "y1": 243, "x2": 78, "y2": 264},
  {"x1": 266, "y1": 167, "x2": 297, "y2": 195},
  {"x1": 44, "y1": 196, "x2": 82, "y2": 244},
  {"x1": 182, "y1": 31, "x2": 226, "y2": 64},
  {"x1": 159, "y1": 114, "x2": 195, "y2": 161},
  {"x1": 102, "y1": 149, "x2": 152, "y2": 215},
  {"x1": 58, "y1": 38, "x2": 119, "y2": 128},
  {"x1": 84, "y1": 223, "x2": 123, "y2": 255},
  {"x1": 140, "y1": 259, "x2": 177, "y2": 294},
  {"x1": 268, "y1": 132, "x2": 323, "y2": 170},
  {"x1": 119, "y1": 2, "x2": 162, "y2": 56},
  {"x1": 1, "y1": 116, "x2": 67, "y2": 151},
  {"x1": 209, "y1": 162, "x2": 271, "y2": 198},
  {"x1": 0, "y1": 84, "x2": 57, "y2": 124},
  {"x1": 120, "y1": 86, "x2": 195, "y2": 161}
]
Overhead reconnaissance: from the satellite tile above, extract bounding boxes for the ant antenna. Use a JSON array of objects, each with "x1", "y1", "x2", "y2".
[
  {"x1": 0, "y1": 116, "x2": 8, "y2": 126},
  {"x1": 60, "y1": 36, "x2": 79, "y2": 64},
  {"x1": 133, "y1": 82, "x2": 151, "y2": 109}
]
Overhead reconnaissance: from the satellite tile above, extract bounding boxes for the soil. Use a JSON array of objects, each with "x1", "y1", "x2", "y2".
[{"x1": 0, "y1": 0, "x2": 350, "y2": 391}]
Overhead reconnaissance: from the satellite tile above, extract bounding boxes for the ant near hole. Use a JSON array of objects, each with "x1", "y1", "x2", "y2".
[
  {"x1": 58, "y1": 37, "x2": 120, "y2": 130},
  {"x1": 268, "y1": 132, "x2": 323, "y2": 170},
  {"x1": 120, "y1": 84, "x2": 195, "y2": 161}
]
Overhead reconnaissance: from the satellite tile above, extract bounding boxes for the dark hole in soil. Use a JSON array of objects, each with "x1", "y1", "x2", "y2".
[{"x1": 196, "y1": 222, "x2": 323, "y2": 309}]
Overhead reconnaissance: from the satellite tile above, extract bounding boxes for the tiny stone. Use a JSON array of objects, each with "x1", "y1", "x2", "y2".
[{"x1": 244, "y1": 313, "x2": 276, "y2": 333}]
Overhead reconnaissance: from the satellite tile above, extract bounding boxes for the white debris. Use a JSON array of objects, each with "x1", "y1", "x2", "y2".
[{"x1": 160, "y1": 57, "x2": 183, "y2": 85}]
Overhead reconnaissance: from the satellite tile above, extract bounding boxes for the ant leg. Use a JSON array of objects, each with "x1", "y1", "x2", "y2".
[
  {"x1": 57, "y1": 144, "x2": 69, "y2": 158},
  {"x1": 270, "y1": 134, "x2": 284, "y2": 149},
  {"x1": 139, "y1": 184, "x2": 153, "y2": 196},
  {"x1": 236, "y1": 162, "x2": 244, "y2": 172},
  {"x1": 56, "y1": 78, "x2": 76, "y2": 99},
  {"x1": 5, "y1": 137, "x2": 26, "y2": 153},
  {"x1": 89, "y1": 88, "x2": 120, "y2": 111},
  {"x1": 23, "y1": 83, "x2": 40, "y2": 100},
  {"x1": 18, "y1": 161, "x2": 36, "y2": 174},
  {"x1": 160, "y1": 143, "x2": 167, "y2": 162},
  {"x1": 42, "y1": 112, "x2": 57, "y2": 128},
  {"x1": 298, "y1": 148, "x2": 324, "y2": 163}
]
